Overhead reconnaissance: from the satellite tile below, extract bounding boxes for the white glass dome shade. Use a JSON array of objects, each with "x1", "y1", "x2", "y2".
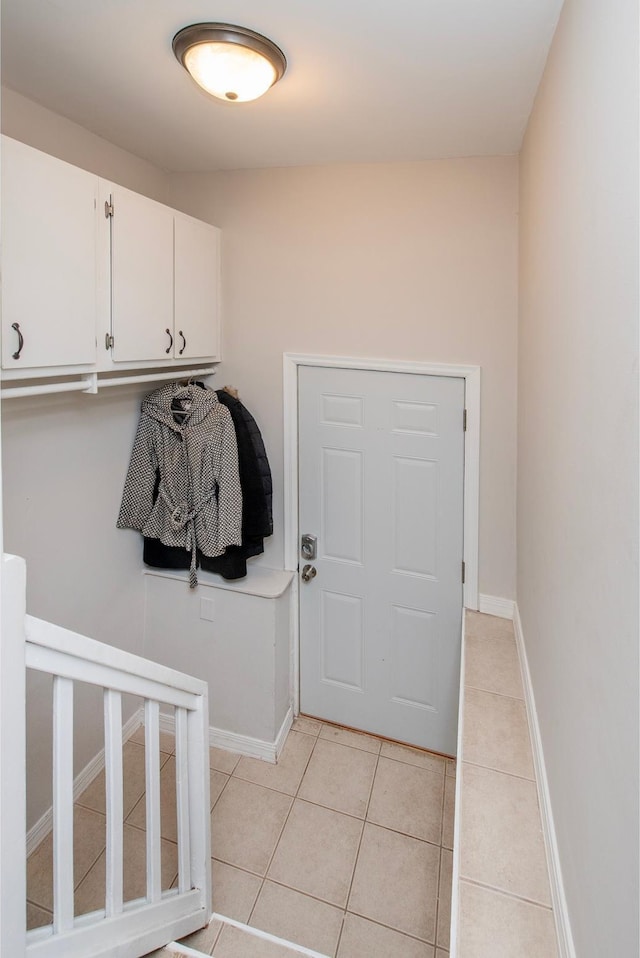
[{"x1": 173, "y1": 23, "x2": 287, "y2": 103}]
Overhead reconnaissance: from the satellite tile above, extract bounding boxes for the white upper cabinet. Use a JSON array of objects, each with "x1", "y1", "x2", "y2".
[
  {"x1": 1, "y1": 136, "x2": 221, "y2": 375},
  {"x1": 107, "y1": 184, "x2": 175, "y2": 363},
  {"x1": 1, "y1": 136, "x2": 98, "y2": 370},
  {"x1": 105, "y1": 185, "x2": 221, "y2": 365},
  {"x1": 174, "y1": 213, "x2": 221, "y2": 361}
]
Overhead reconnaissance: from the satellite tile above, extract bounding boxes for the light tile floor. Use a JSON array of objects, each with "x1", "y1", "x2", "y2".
[{"x1": 27, "y1": 719, "x2": 454, "y2": 958}]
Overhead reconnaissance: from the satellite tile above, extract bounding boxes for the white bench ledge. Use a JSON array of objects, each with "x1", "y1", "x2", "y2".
[
  {"x1": 143, "y1": 566, "x2": 295, "y2": 599},
  {"x1": 452, "y1": 609, "x2": 560, "y2": 958}
]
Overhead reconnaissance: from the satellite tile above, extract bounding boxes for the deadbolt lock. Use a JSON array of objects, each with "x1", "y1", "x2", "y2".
[{"x1": 301, "y1": 533, "x2": 317, "y2": 560}]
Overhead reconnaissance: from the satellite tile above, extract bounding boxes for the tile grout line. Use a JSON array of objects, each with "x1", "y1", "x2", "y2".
[
  {"x1": 73, "y1": 739, "x2": 173, "y2": 817},
  {"x1": 345, "y1": 904, "x2": 437, "y2": 947},
  {"x1": 207, "y1": 914, "x2": 223, "y2": 955},
  {"x1": 123, "y1": 789, "x2": 147, "y2": 828},
  {"x1": 74, "y1": 843, "x2": 109, "y2": 893},
  {"x1": 207, "y1": 765, "x2": 236, "y2": 915},
  {"x1": 305, "y1": 714, "x2": 454, "y2": 761},
  {"x1": 26, "y1": 897, "x2": 53, "y2": 913},
  {"x1": 333, "y1": 742, "x2": 382, "y2": 957},
  {"x1": 463, "y1": 682, "x2": 526, "y2": 703},
  {"x1": 463, "y1": 684, "x2": 528, "y2": 704},
  {"x1": 210, "y1": 856, "x2": 263, "y2": 885},
  {"x1": 459, "y1": 874, "x2": 555, "y2": 911},
  {"x1": 373, "y1": 751, "x2": 448, "y2": 778},
  {"x1": 262, "y1": 875, "x2": 352, "y2": 915},
  {"x1": 72, "y1": 847, "x2": 106, "y2": 911},
  {"x1": 438, "y1": 763, "x2": 447, "y2": 846},
  {"x1": 433, "y1": 761, "x2": 448, "y2": 950},
  {"x1": 461, "y1": 757, "x2": 536, "y2": 784},
  {"x1": 243, "y1": 724, "x2": 321, "y2": 934},
  {"x1": 222, "y1": 770, "x2": 448, "y2": 849},
  {"x1": 365, "y1": 815, "x2": 448, "y2": 849},
  {"x1": 246, "y1": 879, "x2": 451, "y2": 954}
]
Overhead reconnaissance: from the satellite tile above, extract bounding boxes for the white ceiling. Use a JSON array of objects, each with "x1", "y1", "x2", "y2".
[{"x1": 1, "y1": 0, "x2": 564, "y2": 173}]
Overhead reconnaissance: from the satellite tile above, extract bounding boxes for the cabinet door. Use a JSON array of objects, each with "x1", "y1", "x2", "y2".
[
  {"x1": 110, "y1": 185, "x2": 174, "y2": 362},
  {"x1": 174, "y1": 215, "x2": 221, "y2": 360},
  {"x1": 1, "y1": 137, "x2": 98, "y2": 369}
]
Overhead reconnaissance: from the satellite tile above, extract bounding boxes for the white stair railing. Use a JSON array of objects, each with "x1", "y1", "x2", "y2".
[
  {"x1": 0, "y1": 555, "x2": 28, "y2": 958},
  {"x1": 23, "y1": 615, "x2": 211, "y2": 958}
]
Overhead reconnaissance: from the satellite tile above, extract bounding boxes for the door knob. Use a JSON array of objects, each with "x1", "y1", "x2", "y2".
[{"x1": 301, "y1": 564, "x2": 317, "y2": 583}]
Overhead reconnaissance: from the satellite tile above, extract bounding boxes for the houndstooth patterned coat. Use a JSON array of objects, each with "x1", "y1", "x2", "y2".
[{"x1": 118, "y1": 382, "x2": 242, "y2": 587}]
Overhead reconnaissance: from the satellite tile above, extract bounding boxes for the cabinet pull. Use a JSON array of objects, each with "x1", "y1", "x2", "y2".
[
  {"x1": 178, "y1": 330, "x2": 186, "y2": 355},
  {"x1": 11, "y1": 323, "x2": 24, "y2": 360},
  {"x1": 165, "y1": 328, "x2": 173, "y2": 354}
]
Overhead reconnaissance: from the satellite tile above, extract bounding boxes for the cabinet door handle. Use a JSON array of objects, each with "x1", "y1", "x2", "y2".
[
  {"x1": 165, "y1": 328, "x2": 173, "y2": 354},
  {"x1": 178, "y1": 330, "x2": 186, "y2": 355},
  {"x1": 11, "y1": 323, "x2": 24, "y2": 360}
]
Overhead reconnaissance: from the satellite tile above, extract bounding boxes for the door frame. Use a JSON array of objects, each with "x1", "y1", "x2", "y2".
[{"x1": 283, "y1": 352, "x2": 481, "y2": 716}]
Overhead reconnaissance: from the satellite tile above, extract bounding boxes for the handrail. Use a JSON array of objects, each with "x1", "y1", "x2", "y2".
[{"x1": 25, "y1": 616, "x2": 208, "y2": 697}]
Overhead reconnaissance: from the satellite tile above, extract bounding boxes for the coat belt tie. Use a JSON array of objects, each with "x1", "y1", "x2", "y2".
[{"x1": 160, "y1": 487, "x2": 218, "y2": 589}]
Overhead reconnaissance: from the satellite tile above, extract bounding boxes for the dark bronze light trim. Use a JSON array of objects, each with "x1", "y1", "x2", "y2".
[{"x1": 172, "y1": 22, "x2": 287, "y2": 87}]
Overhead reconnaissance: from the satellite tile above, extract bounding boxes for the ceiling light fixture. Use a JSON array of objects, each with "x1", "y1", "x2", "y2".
[{"x1": 172, "y1": 23, "x2": 287, "y2": 103}]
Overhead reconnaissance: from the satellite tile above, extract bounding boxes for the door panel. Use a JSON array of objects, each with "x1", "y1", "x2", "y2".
[
  {"x1": 321, "y1": 590, "x2": 364, "y2": 689},
  {"x1": 174, "y1": 215, "x2": 220, "y2": 360},
  {"x1": 1, "y1": 136, "x2": 97, "y2": 369},
  {"x1": 392, "y1": 456, "x2": 438, "y2": 576},
  {"x1": 322, "y1": 447, "x2": 364, "y2": 563},
  {"x1": 110, "y1": 185, "x2": 174, "y2": 362},
  {"x1": 299, "y1": 365, "x2": 464, "y2": 754},
  {"x1": 390, "y1": 605, "x2": 438, "y2": 708}
]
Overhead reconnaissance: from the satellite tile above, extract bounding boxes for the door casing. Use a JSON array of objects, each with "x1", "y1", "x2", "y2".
[{"x1": 283, "y1": 353, "x2": 481, "y2": 717}]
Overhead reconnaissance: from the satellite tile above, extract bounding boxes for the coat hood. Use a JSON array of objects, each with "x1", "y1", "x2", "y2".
[{"x1": 141, "y1": 382, "x2": 220, "y2": 431}]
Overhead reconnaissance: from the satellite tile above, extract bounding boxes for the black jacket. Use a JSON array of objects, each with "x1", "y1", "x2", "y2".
[{"x1": 143, "y1": 388, "x2": 273, "y2": 580}]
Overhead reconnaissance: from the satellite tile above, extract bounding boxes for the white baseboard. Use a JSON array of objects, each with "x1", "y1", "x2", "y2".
[
  {"x1": 159, "y1": 706, "x2": 294, "y2": 765},
  {"x1": 478, "y1": 593, "x2": 515, "y2": 619},
  {"x1": 274, "y1": 707, "x2": 294, "y2": 760},
  {"x1": 513, "y1": 604, "x2": 576, "y2": 958},
  {"x1": 26, "y1": 708, "x2": 143, "y2": 857},
  {"x1": 449, "y1": 612, "x2": 468, "y2": 958},
  {"x1": 210, "y1": 707, "x2": 293, "y2": 763}
]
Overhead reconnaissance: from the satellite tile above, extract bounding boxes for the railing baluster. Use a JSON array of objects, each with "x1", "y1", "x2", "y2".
[
  {"x1": 187, "y1": 693, "x2": 211, "y2": 911},
  {"x1": 104, "y1": 689, "x2": 123, "y2": 916},
  {"x1": 175, "y1": 707, "x2": 191, "y2": 894},
  {"x1": 24, "y1": 616, "x2": 211, "y2": 956},
  {"x1": 145, "y1": 699, "x2": 162, "y2": 903},
  {"x1": 52, "y1": 676, "x2": 74, "y2": 934}
]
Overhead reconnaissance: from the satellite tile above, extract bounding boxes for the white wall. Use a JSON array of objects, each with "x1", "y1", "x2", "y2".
[
  {"x1": 1, "y1": 92, "x2": 172, "y2": 827},
  {"x1": 2, "y1": 88, "x2": 169, "y2": 203},
  {"x1": 168, "y1": 157, "x2": 519, "y2": 600},
  {"x1": 518, "y1": 0, "x2": 639, "y2": 954}
]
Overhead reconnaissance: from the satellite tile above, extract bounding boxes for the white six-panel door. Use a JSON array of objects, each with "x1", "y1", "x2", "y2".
[{"x1": 298, "y1": 365, "x2": 465, "y2": 754}]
